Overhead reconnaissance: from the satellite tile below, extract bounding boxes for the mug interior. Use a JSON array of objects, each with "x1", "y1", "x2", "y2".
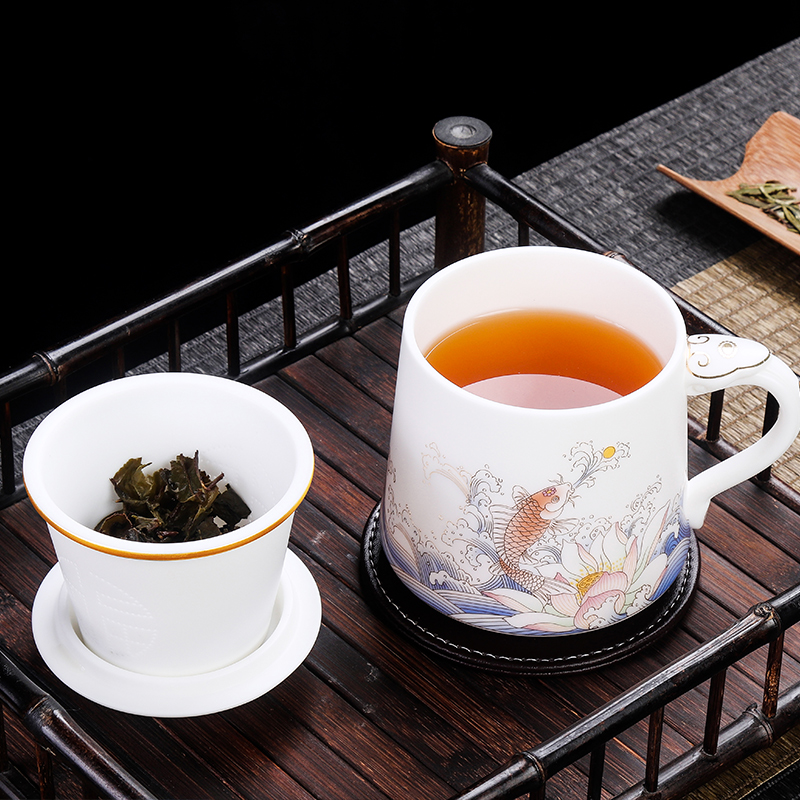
[{"x1": 410, "y1": 247, "x2": 682, "y2": 382}]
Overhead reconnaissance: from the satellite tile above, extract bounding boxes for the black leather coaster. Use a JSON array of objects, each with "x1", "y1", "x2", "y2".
[{"x1": 360, "y1": 502, "x2": 699, "y2": 675}]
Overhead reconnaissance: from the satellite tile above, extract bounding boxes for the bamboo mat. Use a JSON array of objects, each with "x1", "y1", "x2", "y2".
[{"x1": 671, "y1": 238, "x2": 800, "y2": 491}]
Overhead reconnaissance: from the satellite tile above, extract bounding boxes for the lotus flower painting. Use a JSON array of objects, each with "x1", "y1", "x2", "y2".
[{"x1": 380, "y1": 442, "x2": 690, "y2": 636}]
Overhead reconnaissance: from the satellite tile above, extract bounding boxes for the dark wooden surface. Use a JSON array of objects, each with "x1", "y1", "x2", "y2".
[{"x1": 1, "y1": 304, "x2": 798, "y2": 799}]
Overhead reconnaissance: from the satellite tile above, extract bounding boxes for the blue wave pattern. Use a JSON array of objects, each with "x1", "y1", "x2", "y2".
[{"x1": 380, "y1": 444, "x2": 692, "y2": 637}]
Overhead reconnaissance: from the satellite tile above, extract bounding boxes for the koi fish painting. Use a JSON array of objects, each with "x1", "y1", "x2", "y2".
[{"x1": 380, "y1": 442, "x2": 691, "y2": 636}]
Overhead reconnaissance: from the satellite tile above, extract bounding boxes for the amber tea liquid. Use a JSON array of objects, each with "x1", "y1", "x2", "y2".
[{"x1": 425, "y1": 309, "x2": 663, "y2": 409}]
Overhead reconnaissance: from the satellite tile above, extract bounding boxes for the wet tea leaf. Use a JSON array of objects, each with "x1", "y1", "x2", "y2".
[
  {"x1": 213, "y1": 485, "x2": 252, "y2": 530},
  {"x1": 96, "y1": 451, "x2": 252, "y2": 543}
]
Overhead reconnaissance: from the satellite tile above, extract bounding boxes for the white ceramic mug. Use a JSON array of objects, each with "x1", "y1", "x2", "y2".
[
  {"x1": 24, "y1": 373, "x2": 314, "y2": 676},
  {"x1": 380, "y1": 247, "x2": 800, "y2": 637}
]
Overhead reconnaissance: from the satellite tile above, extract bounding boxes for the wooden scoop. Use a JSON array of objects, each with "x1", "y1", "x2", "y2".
[{"x1": 657, "y1": 111, "x2": 800, "y2": 255}]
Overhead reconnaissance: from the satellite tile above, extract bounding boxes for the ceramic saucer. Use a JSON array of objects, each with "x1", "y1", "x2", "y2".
[{"x1": 31, "y1": 551, "x2": 321, "y2": 717}]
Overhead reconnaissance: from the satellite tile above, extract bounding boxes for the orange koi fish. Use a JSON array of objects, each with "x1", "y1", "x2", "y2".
[{"x1": 495, "y1": 482, "x2": 572, "y2": 594}]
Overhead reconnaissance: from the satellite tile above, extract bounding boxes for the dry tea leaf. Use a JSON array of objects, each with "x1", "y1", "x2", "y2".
[{"x1": 726, "y1": 180, "x2": 800, "y2": 234}]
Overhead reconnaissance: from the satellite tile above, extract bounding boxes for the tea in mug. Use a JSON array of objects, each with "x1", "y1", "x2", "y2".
[{"x1": 424, "y1": 309, "x2": 662, "y2": 409}]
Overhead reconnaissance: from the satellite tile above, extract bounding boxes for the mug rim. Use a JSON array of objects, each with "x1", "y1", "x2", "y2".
[
  {"x1": 403, "y1": 246, "x2": 686, "y2": 415},
  {"x1": 23, "y1": 373, "x2": 315, "y2": 560}
]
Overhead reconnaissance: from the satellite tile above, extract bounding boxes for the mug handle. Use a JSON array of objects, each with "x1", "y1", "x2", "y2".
[{"x1": 683, "y1": 333, "x2": 800, "y2": 528}]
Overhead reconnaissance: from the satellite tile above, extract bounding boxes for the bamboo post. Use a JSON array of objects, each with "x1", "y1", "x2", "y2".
[{"x1": 433, "y1": 116, "x2": 492, "y2": 268}]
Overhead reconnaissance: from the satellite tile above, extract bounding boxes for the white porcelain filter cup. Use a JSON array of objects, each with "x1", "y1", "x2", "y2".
[
  {"x1": 24, "y1": 373, "x2": 314, "y2": 676},
  {"x1": 380, "y1": 246, "x2": 800, "y2": 637}
]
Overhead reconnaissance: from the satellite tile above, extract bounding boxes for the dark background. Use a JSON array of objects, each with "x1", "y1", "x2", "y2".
[{"x1": 5, "y1": 5, "x2": 798, "y2": 370}]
